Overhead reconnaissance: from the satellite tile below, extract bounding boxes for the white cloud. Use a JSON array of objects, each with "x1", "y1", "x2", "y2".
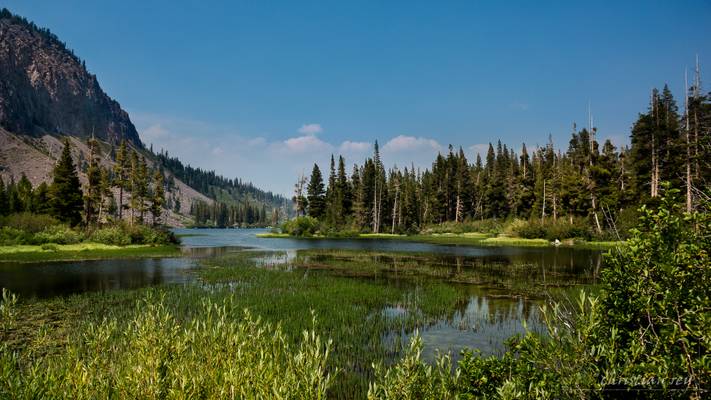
[
  {"x1": 382, "y1": 135, "x2": 441, "y2": 153},
  {"x1": 211, "y1": 146, "x2": 224, "y2": 155},
  {"x1": 339, "y1": 140, "x2": 371, "y2": 153},
  {"x1": 275, "y1": 135, "x2": 333, "y2": 154},
  {"x1": 297, "y1": 123, "x2": 323, "y2": 135}
]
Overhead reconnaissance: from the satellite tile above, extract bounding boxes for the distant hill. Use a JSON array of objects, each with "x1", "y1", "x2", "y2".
[{"x1": 0, "y1": 8, "x2": 289, "y2": 226}]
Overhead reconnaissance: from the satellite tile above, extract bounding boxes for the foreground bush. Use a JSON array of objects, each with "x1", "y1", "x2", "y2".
[
  {"x1": 0, "y1": 293, "x2": 333, "y2": 399},
  {"x1": 370, "y1": 186, "x2": 710, "y2": 399}
]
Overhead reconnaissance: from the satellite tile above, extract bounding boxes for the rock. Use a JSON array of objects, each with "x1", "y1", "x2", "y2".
[{"x1": 0, "y1": 10, "x2": 142, "y2": 146}]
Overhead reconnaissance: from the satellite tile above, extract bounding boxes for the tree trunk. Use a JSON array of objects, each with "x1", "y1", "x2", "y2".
[
  {"x1": 118, "y1": 186, "x2": 123, "y2": 219},
  {"x1": 541, "y1": 180, "x2": 546, "y2": 222}
]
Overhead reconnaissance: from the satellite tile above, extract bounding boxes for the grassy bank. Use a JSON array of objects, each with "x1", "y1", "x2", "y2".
[
  {"x1": 257, "y1": 231, "x2": 623, "y2": 249},
  {"x1": 0, "y1": 243, "x2": 180, "y2": 262}
]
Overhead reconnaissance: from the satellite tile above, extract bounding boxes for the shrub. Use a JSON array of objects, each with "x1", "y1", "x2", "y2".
[
  {"x1": 422, "y1": 219, "x2": 504, "y2": 235},
  {"x1": 32, "y1": 224, "x2": 83, "y2": 244},
  {"x1": 281, "y1": 216, "x2": 320, "y2": 236},
  {"x1": 0, "y1": 226, "x2": 32, "y2": 246},
  {"x1": 0, "y1": 213, "x2": 59, "y2": 234},
  {"x1": 119, "y1": 224, "x2": 178, "y2": 245},
  {"x1": 88, "y1": 226, "x2": 131, "y2": 246},
  {"x1": 512, "y1": 217, "x2": 591, "y2": 240},
  {"x1": 40, "y1": 243, "x2": 58, "y2": 251}
]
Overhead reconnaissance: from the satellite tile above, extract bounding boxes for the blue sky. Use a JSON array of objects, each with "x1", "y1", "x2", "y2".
[{"x1": 3, "y1": 1, "x2": 710, "y2": 195}]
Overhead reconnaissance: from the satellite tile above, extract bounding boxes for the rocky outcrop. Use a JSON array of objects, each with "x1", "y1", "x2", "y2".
[{"x1": 0, "y1": 9, "x2": 141, "y2": 146}]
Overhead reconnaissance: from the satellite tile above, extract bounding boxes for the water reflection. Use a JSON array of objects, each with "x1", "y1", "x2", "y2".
[
  {"x1": 0, "y1": 257, "x2": 196, "y2": 299},
  {"x1": 384, "y1": 293, "x2": 545, "y2": 361}
]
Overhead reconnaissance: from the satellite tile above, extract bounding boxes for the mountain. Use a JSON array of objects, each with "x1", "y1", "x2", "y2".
[
  {"x1": 0, "y1": 9, "x2": 141, "y2": 146},
  {"x1": 0, "y1": 8, "x2": 289, "y2": 226}
]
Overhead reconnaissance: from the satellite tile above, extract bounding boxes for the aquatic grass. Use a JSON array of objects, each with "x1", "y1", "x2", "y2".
[
  {"x1": 0, "y1": 292, "x2": 333, "y2": 399},
  {"x1": 2, "y1": 247, "x2": 601, "y2": 398}
]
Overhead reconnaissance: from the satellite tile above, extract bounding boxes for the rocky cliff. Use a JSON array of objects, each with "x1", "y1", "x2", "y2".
[{"x1": 0, "y1": 9, "x2": 141, "y2": 146}]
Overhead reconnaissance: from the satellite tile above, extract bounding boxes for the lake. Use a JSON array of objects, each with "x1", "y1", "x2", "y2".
[{"x1": 0, "y1": 228, "x2": 605, "y2": 358}]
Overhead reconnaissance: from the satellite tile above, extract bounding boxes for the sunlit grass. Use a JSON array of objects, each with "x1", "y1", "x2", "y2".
[{"x1": 0, "y1": 243, "x2": 180, "y2": 262}]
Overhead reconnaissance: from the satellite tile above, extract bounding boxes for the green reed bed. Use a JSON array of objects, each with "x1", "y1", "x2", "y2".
[
  {"x1": 198, "y1": 252, "x2": 468, "y2": 398},
  {"x1": 1, "y1": 249, "x2": 596, "y2": 399},
  {"x1": 287, "y1": 249, "x2": 598, "y2": 299},
  {"x1": 1, "y1": 251, "x2": 473, "y2": 399},
  {"x1": 0, "y1": 289, "x2": 332, "y2": 399}
]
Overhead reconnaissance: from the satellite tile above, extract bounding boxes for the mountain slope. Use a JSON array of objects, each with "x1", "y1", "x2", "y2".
[
  {"x1": 0, "y1": 8, "x2": 289, "y2": 226},
  {"x1": 0, "y1": 9, "x2": 141, "y2": 146}
]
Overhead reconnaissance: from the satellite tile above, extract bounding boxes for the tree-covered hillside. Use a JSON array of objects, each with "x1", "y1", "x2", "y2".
[{"x1": 154, "y1": 149, "x2": 290, "y2": 227}]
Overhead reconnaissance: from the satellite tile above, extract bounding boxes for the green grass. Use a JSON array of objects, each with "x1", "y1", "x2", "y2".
[
  {"x1": 0, "y1": 243, "x2": 181, "y2": 262},
  {"x1": 0, "y1": 289, "x2": 333, "y2": 399},
  {"x1": 255, "y1": 232, "x2": 291, "y2": 238},
  {"x1": 259, "y1": 230, "x2": 624, "y2": 249}
]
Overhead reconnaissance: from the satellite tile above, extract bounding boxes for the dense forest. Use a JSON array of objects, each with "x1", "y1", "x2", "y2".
[
  {"x1": 294, "y1": 78, "x2": 711, "y2": 239},
  {"x1": 153, "y1": 149, "x2": 287, "y2": 227}
]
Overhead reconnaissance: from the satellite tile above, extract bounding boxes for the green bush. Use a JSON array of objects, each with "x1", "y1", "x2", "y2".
[
  {"x1": 88, "y1": 226, "x2": 132, "y2": 246},
  {"x1": 512, "y1": 217, "x2": 592, "y2": 240},
  {"x1": 281, "y1": 216, "x2": 320, "y2": 236},
  {"x1": 422, "y1": 219, "x2": 504, "y2": 235},
  {"x1": 0, "y1": 226, "x2": 32, "y2": 246},
  {"x1": 40, "y1": 243, "x2": 58, "y2": 251},
  {"x1": 32, "y1": 224, "x2": 83, "y2": 244},
  {"x1": 0, "y1": 213, "x2": 59, "y2": 234},
  {"x1": 115, "y1": 223, "x2": 178, "y2": 245}
]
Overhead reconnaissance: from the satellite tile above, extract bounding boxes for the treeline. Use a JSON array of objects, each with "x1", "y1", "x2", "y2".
[
  {"x1": 154, "y1": 149, "x2": 287, "y2": 209},
  {"x1": 190, "y1": 201, "x2": 272, "y2": 228},
  {"x1": 295, "y1": 80, "x2": 710, "y2": 238},
  {"x1": 0, "y1": 138, "x2": 166, "y2": 227},
  {"x1": 153, "y1": 148, "x2": 287, "y2": 227}
]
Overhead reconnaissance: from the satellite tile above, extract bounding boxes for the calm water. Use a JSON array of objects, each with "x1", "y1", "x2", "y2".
[
  {"x1": 0, "y1": 227, "x2": 604, "y2": 298},
  {"x1": 0, "y1": 228, "x2": 605, "y2": 357}
]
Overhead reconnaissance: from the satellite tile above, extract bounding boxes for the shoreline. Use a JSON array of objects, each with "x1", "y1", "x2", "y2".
[
  {"x1": 255, "y1": 232, "x2": 624, "y2": 249},
  {"x1": 0, "y1": 243, "x2": 182, "y2": 263}
]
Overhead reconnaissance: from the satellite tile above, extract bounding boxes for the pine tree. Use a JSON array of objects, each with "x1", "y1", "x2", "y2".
[
  {"x1": 32, "y1": 182, "x2": 52, "y2": 214},
  {"x1": 150, "y1": 169, "x2": 165, "y2": 225},
  {"x1": 98, "y1": 167, "x2": 112, "y2": 221},
  {"x1": 50, "y1": 139, "x2": 83, "y2": 226},
  {"x1": 113, "y1": 140, "x2": 130, "y2": 219},
  {"x1": 16, "y1": 174, "x2": 32, "y2": 212},
  {"x1": 84, "y1": 137, "x2": 102, "y2": 225},
  {"x1": 307, "y1": 164, "x2": 326, "y2": 219},
  {"x1": 337, "y1": 156, "x2": 352, "y2": 214},
  {"x1": 0, "y1": 177, "x2": 8, "y2": 216}
]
